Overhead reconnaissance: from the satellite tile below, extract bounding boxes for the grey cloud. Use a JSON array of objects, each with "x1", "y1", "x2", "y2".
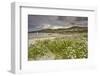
[{"x1": 28, "y1": 15, "x2": 88, "y2": 32}]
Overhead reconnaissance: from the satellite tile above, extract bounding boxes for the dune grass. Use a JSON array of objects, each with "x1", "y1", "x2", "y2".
[{"x1": 28, "y1": 33, "x2": 88, "y2": 60}]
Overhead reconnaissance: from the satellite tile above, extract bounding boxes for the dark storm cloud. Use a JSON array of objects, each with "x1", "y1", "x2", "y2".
[
  {"x1": 28, "y1": 15, "x2": 58, "y2": 28},
  {"x1": 28, "y1": 15, "x2": 88, "y2": 32}
]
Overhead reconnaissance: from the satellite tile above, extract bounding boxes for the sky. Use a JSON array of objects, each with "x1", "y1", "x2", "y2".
[{"x1": 28, "y1": 15, "x2": 88, "y2": 32}]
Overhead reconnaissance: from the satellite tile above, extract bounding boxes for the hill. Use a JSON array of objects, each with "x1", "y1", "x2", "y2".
[{"x1": 29, "y1": 26, "x2": 88, "y2": 33}]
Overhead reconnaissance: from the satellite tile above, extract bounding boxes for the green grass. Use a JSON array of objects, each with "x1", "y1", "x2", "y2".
[{"x1": 28, "y1": 33, "x2": 88, "y2": 60}]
